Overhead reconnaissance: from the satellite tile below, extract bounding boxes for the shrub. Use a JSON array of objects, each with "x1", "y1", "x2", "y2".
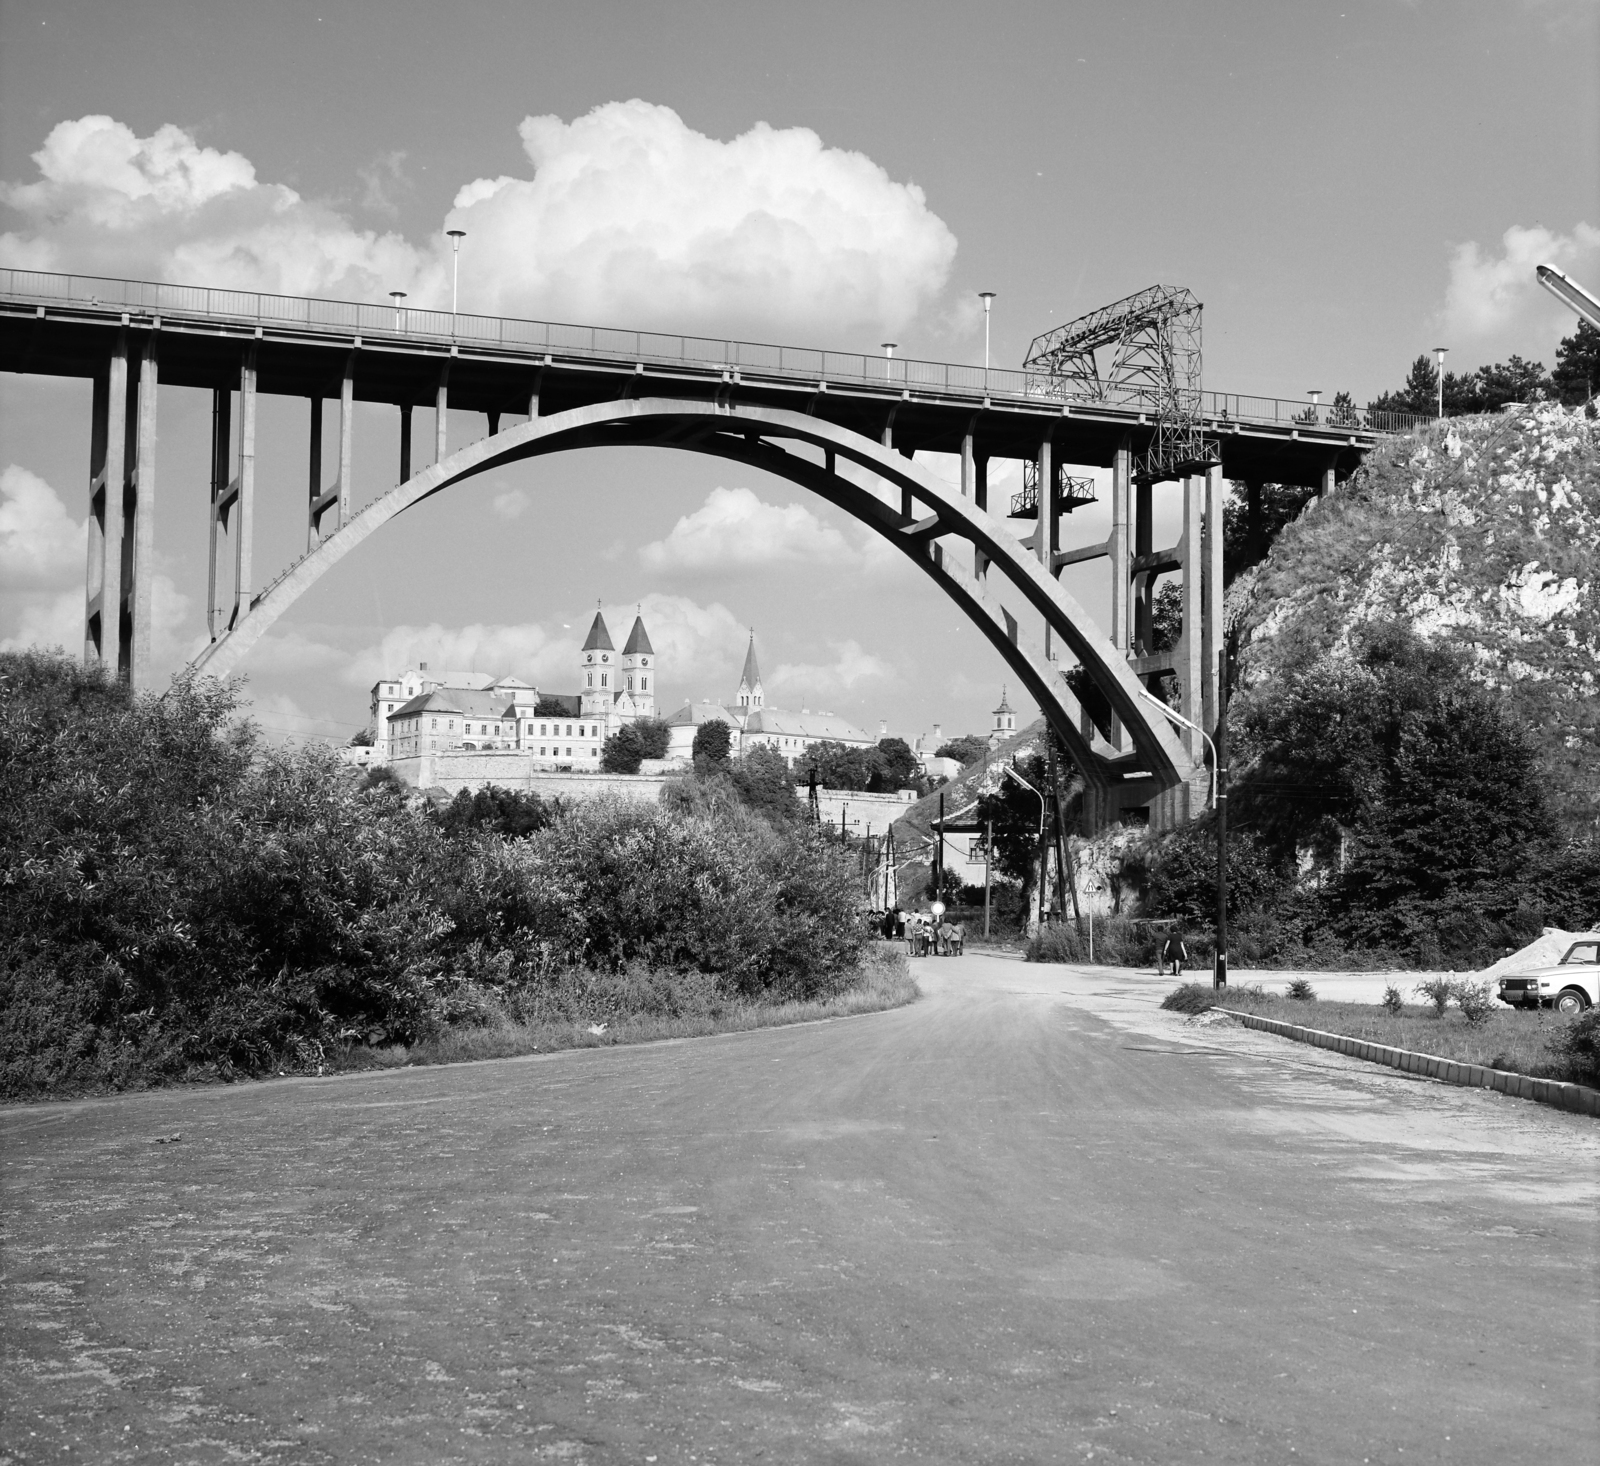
[
  {"x1": 601, "y1": 724, "x2": 646, "y2": 774},
  {"x1": 1286, "y1": 977, "x2": 1317, "y2": 1001},
  {"x1": 1453, "y1": 979, "x2": 1497, "y2": 1026},
  {"x1": 692, "y1": 719, "x2": 732, "y2": 769},
  {"x1": 1551, "y1": 1009, "x2": 1600, "y2": 1087},
  {"x1": 1414, "y1": 976, "x2": 1454, "y2": 1016},
  {"x1": 1160, "y1": 982, "x2": 1215, "y2": 1015},
  {"x1": 1381, "y1": 983, "x2": 1404, "y2": 1015}
]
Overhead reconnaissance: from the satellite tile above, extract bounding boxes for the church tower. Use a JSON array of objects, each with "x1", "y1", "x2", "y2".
[
  {"x1": 736, "y1": 632, "x2": 764, "y2": 715},
  {"x1": 990, "y1": 686, "x2": 1016, "y2": 747},
  {"x1": 580, "y1": 610, "x2": 615, "y2": 719},
  {"x1": 621, "y1": 613, "x2": 656, "y2": 719}
]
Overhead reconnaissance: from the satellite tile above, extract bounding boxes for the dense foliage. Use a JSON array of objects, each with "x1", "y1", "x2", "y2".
[
  {"x1": 0, "y1": 653, "x2": 866, "y2": 1097},
  {"x1": 933, "y1": 734, "x2": 989, "y2": 768},
  {"x1": 1367, "y1": 323, "x2": 1599, "y2": 416},
  {"x1": 795, "y1": 736, "x2": 924, "y2": 794}
]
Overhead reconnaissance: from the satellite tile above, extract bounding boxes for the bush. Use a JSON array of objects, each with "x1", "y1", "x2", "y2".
[
  {"x1": 692, "y1": 719, "x2": 732, "y2": 769},
  {"x1": 1453, "y1": 979, "x2": 1497, "y2": 1026},
  {"x1": 1552, "y1": 1009, "x2": 1600, "y2": 1087},
  {"x1": 601, "y1": 723, "x2": 646, "y2": 774},
  {"x1": 1381, "y1": 983, "x2": 1404, "y2": 1015},
  {"x1": 1160, "y1": 982, "x2": 1216, "y2": 1015},
  {"x1": 1414, "y1": 977, "x2": 1453, "y2": 1017},
  {"x1": 1285, "y1": 977, "x2": 1317, "y2": 1001}
]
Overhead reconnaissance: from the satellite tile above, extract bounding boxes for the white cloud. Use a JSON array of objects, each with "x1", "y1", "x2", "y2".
[
  {"x1": 0, "y1": 105, "x2": 956, "y2": 345},
  {"x1": 0, "y1": 464, "x2": 83, "y2": 587},
  {"x1": 0, "y1": 115, "x2": 441, "y2": 302},
  {"x1": 640, "y1": 485, "x2": 860, "y2": 573},
  {"x1": 248, "y1": 691, "x2": 358, "y2": 748},
  {"x1": 490, "y1": 487, "x2": 531, "y2": 520},
  {"x1": 337, "y1": 593, "x2": 749, "y2": 706},
  {"x1": 447, "y1": 100, "x2": 956, "y2": 341},
  {"x1": 766, "y1": 639, "x2": 892, "y2": 707},
  {"x1": 1441, "y1": 221, "x2": 1600, "y2": 344}
]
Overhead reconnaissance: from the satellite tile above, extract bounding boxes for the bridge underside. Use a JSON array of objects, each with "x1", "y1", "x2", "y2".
[{"x1": 1, "y1": 272, "x2": 1401, "y2": 832}]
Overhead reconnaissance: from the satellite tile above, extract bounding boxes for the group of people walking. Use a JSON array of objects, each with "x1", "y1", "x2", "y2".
[{"x1": 878, "y1": 907, "x2": 964, "y2": 957}]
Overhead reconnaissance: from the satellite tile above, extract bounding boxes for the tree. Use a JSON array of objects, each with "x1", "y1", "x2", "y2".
[
  {"x1": 600, "y1": 724, "x2": 646, "y2": 774},
  {"x1": 691, "y1": 719, "x2": 732, "y2": 769},
  {"x1": 349, "y1": 727, "x2": 374, "y2": 747},
  {"x1": 870, "y1": 737, "x2": 922, "y2": 793},
  {"x1": 433, "y1": 784, "x2": 556, "y2": 839},
  {"x1": 1223, "y1": 480, "x2": 1314, "y2": 582},
  {"x1": 533, "y1": 695, "x2": 572, "y2": 718},
  {"x1": 1553, "y1": 320, "x2": 1600, "y2": 406},
  {"x1": 632, "y1": 716, "x2": 672, "y2": 761},
  {"x1": 934, "y1": 734, "x2": 989, "y2": 768},
  {"x1": 973, "y1": 754, "x2": 1049, "y2": 900},
  {"x1": 796, "y1": 739, "x2": 876, "y2": 791},
  {"x1": 732, "y1": 745, "x2": 800, "y2": 824}
]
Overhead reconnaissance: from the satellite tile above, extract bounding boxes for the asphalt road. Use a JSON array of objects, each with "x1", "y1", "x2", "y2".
[{"x1": 3, "y1": 952, "x2": 1596, "y2": 1465}]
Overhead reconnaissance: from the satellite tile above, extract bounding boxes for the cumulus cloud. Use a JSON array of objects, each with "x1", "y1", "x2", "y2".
[
  {"x1": 0, "y1": 463, "x2": 191, "y2": 661},
  {"x1": 0, "y1": 115, "x2": 441, "y2": 302},
  {"x1": 1441, "y1": 221, "x2": 1600, "y2": 344},
  {"x1": 639, "y1": 486, "x2": 861, "y2": 573},
  {"x1": 445, "y1": 100, "x2": 956, "y2": 340},
  {"x1": 0, "y1": 104, "x2": 956, "y2": 344},
  {"x1": 339, "y1": 593, "x2": 749, "y2": 706},
  {"x1": 765, "y1": 639, "x2": 892, "y2": 707}
]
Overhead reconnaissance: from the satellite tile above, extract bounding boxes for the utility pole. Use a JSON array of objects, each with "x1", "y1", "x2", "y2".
[
  {"x1": 935, "y1": 793, "x2": 945, "y2": 906},
  {"x1": 1214, "y1": 646, "x2": 1230, "y2": 990},
  {"x1": 983, "y1": 818, "x2": 992, "y2": 939}
]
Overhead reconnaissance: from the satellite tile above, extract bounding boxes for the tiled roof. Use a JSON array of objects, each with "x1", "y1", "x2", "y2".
[
  {"x1": 664, "y1": 701, "x2": 737, "y2": 727},
  {"x1": 744, "y1": 708, "x2": 872, "y2": 743}
]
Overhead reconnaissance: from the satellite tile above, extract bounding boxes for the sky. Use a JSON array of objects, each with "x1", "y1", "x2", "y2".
[{"x1": 1, "y1": 0, "x2": 1597, "y2": 748}]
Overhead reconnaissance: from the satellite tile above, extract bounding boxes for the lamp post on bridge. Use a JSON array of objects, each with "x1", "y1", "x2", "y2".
[
  {"x1": 881, "y1": 342, "x2": 897, "y2": 384},
  {"x1": 979, "y1": 291, "x2": 996, "y2": 371},
  {"x1": 389, "y1": 291, "x2": 407, "y2": 330},
  {"x1": 1433, "y1": 346, "x2": 1448, "y2": 419},
  {"x1": 447, "y1": 228, "x2": 466, "y2": 315}
]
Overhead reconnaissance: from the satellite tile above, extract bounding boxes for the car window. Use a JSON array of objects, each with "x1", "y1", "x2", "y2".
[{"x1": 1560, "y1": 942, "x2": 1600, "y2": 965}]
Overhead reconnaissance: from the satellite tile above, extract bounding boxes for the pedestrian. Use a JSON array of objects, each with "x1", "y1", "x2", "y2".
[{"x1": 1160, "y1": 928, "x2": 1190, "y2": 978}]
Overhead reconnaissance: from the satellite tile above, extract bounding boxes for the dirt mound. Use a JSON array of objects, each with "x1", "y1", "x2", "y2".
[{"x1": 1477, "y1": 927, "x2": 1600, "y2": 979}]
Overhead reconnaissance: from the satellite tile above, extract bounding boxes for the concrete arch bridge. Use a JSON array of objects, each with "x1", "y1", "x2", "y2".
[{"x1": 0, "y1": 269, "x2": 1427, "y2": 830}]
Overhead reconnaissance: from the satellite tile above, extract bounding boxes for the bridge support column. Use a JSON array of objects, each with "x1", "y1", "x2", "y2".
[
  {"x1": 1109, "y1": 437, "x2": 1132, "y2": 750},
  {"x1": 206, "y1": 386, "x2": 231, "y2": 641},
  {"x1": 399, "y1": 404, "x2": 412, "y2": 483},
  {"x1": 337, "y1": 355, "x2": 353, "y2": 523},
  {"x1": 128, "y1": 335, "x2": 159, "y2": 687},
  {"x1": 232, "y1": 346, "x2": 257, "y2": 628},
  {"x1": 307, "y1": 396, "x2": 323, "y2": 549},
  {"x1": 1180, "y1": 473, "x2": 1203, "y2": 762},
  {"x1": 973, "y1": 450, "x2": 989, "y2": 580},
  {"x1": 1201, "y1": 464, "x2": 1224, "y2": 733},
  {"x1": 1035, "y1": 436, "x2": 1053, "y2": 659},
  {"x1": 435, "y1": 364, "x2": 450, "y2": 463},
  {"x1": 1133, "y1": 476, "x2": 1153, "y2": 658},
  {"x1": 84, "y1": 333, "x2": 128, "y2": 671}
]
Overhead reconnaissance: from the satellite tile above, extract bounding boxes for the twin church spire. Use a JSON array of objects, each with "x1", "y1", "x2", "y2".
[
  {"x1": 736, "y1": 630, "x2": 763, "y2": 710},
  {"x1": 579, "y1": 607, "x2": 656, "y2": 720}
]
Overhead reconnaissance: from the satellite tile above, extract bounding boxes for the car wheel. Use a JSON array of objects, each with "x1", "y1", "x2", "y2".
[{"x1": 1555, "y1": 988, "x2": 1591, "y2": 1016}]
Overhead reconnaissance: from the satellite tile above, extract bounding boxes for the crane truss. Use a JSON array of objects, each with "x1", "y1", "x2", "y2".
[{"x1": 1024, "y1": 284, "x2": 1214, "y2": 483}]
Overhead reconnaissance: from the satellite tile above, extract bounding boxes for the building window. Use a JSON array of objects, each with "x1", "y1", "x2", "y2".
[
  {"x1": 565, "y1": 746, "x2": 571, "y2": 756},
  {"x1": 587, "y1": 673, "x2": 593, "y2": 687},
  {"x1": 540, "y1": 723, "x2": 547, "y2": 736},
  {"x1": 641, "y1": 677, "x2": 647, "y2": 691},
  {"x1": 601, "y1": 673, "x2": 608, "y2": 688},
  {"x1": 540, "y1": 746, "x2": 546, "y2": 756},
  {"x1": 566, "y1": 724, "x2": 572, "y2": 736},
  {"x1": 431, "y1": 719, "x2": 437, "y2": 730}
]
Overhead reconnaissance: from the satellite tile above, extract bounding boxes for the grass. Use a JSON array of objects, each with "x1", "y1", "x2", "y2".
[
  {"x1": 336, "y1": 944, "x2": 920, "y2": 1074},
  {"x1": 1168, "y1": 982, "x2": 1594, "y2": 1086}
]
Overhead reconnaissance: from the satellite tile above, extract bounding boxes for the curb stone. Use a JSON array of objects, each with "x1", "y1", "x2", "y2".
[{"x1": 1212, "y1": 1009, "x2": 1600, "y2": 1118}]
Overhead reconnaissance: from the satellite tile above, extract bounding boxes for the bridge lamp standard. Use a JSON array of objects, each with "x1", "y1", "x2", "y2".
[
  {"x1": 447, "y1": 228, "x2": 466, "y2": 314},
  {"x1": 1307, "y1": 388, "x2": 1321, "y2": 423},
  {"x1": 1137, "y1": 683, "x2": 1228, "y2": 989},
  {"x1": 1433, "y1": 346, "x2": 1448, "y2": 419},
  {"x1": 979, "y1": 291, "x2": 996, "y2": 370},
  {"x1": 881, "y1": 341, "x2": 897, "y2": 383},
  {"x1": 389, "y1": 291, "x2": 407, "y2": 331}
]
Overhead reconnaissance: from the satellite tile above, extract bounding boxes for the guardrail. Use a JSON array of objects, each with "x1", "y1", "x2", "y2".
[{"x1": 0, "y1": 266, "x2": 1429, "y2": 436}]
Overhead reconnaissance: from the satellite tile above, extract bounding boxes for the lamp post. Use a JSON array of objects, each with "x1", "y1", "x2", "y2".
[
  {"x1": 979, "y1": 291, "x2": 996, "y2": 370},
  {"x1": 389, "y1": 290, "x2": 407, "y2": 330},
  {"x1": 1003, "y1": 762, "x2": 1046, "y2": 933},
  {"x1": 446, "y1": 228, "x2": 466, "y2": 314},
  {"x1": 1307, "y1": 388, "x2": 1321, "y2": 424},
  {"x1": 1433, "y1": 346, "x2": 1448, "y2": 419},
  {"x1": 1136, "y1": 690, "x2": 1218, "y2": 809}
]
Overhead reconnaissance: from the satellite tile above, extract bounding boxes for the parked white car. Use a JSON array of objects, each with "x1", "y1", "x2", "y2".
[{"x1": 1496, "y1": 939, "x2": 1599, "y2": 1015}]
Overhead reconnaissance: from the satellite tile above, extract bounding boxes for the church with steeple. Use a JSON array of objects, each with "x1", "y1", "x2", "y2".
[
  {"x1": 664, "y1": 630, "x2": 875, "y2": 764},
  {"x1": 578, "y1": 607, "x2": 657, "y2": 733}
]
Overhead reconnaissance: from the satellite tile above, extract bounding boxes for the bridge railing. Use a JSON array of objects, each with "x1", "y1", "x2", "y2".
[{"x1": 1, "y1": 266, "x2": 1429, "y2": 436}]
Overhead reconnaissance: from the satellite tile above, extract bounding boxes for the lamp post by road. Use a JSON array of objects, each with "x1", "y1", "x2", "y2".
[
  {"x1": 1003, "y1": 762, "x2": 1046, "y2": 934},
  {"x1": 447, "y1": 228, "x2": 466, "y2": 314},
  {"x1": 979, "y1": 291, "x2": 996, "y2": 370},
  {"x1": 1138, "y1": 678, "x2": 1229, "y2": 988},
  {"x1": 389, "y1": 291, "x2": 407, "y2": 330},
  {"x1": 1433, "y1": 346, "x2": 1448, "y2": 419}
]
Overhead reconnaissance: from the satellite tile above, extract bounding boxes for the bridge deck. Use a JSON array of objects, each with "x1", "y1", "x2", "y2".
[{"x1": 0, "y1": 269, "x2": 1425, "y2": 487}]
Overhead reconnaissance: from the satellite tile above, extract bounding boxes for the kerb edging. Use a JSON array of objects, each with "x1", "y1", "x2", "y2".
[{"x1": 1212, "y1": 1008, "x2": 1600, "y2": 1118}]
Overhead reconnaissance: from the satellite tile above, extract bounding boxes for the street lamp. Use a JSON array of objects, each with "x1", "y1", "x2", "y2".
[
  {"x1": 1307, "y1": 388, "x2": 1321, "y2": 424},
  {"x1": 1433, "y1": 346, "x2": 1448, "y2": 419},
  {"x1": 446, "y1": 228, "x2": 467, "y2": 314},
  {"x1": 389, "y1": 290, "x2": 407, "y2": 330},
  {"x1": 978, "y1": 291, "x2": 996, "y2": 369},
  {"x1": 881, "y1": 341, "x2": 897, "y2": 384},
  {"x1": 1003, "y1": 763, "x2": 1047, "y2": 933},
  {"x1": 1137, "y1": 690, "x2": 1217, "y2": 808}
]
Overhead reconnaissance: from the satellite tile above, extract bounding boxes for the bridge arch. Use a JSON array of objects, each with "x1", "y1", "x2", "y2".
[{"x1": 191, "y1": 398, "x2": 1199, "y2": 820}]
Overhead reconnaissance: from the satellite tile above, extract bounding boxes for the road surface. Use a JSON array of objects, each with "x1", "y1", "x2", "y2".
[{"x1": 3, "y1": 951, "x2": 1595, "y2": 1464}]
